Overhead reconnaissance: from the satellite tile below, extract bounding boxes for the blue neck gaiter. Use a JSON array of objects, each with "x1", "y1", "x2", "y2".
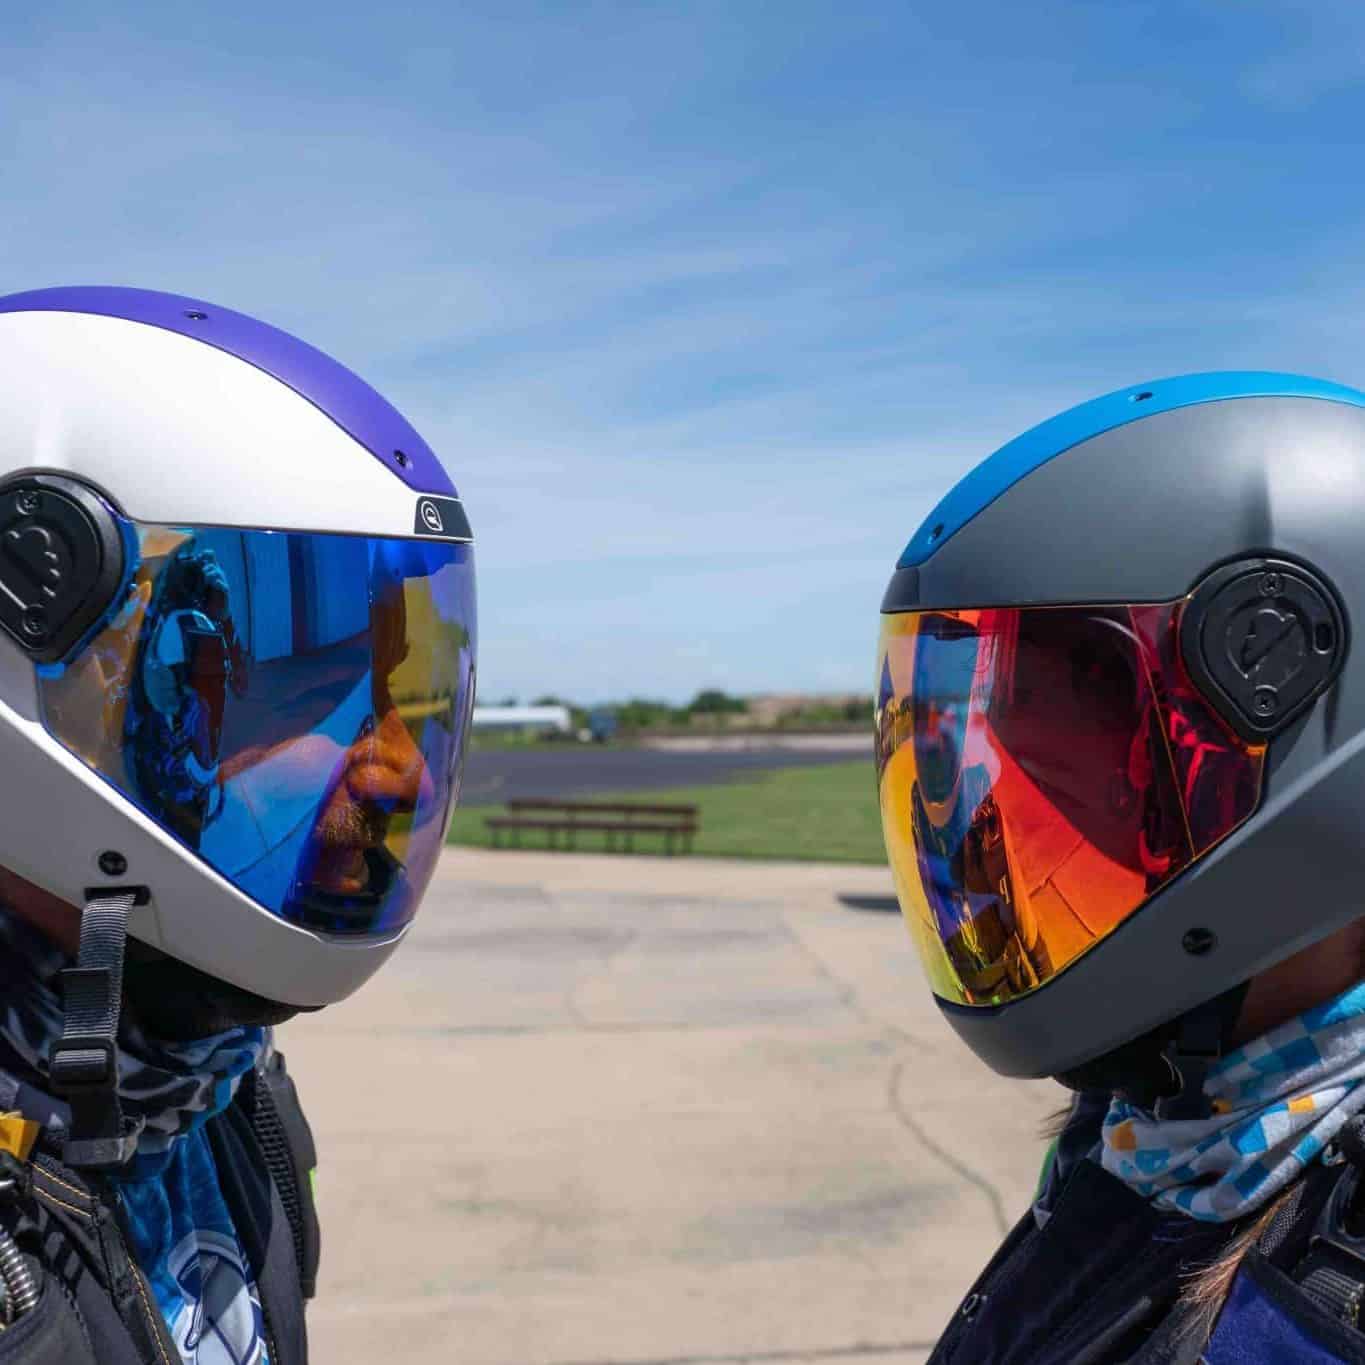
[{"x1": 0, "y1": 906, "x2": 271, "y2": 1363}]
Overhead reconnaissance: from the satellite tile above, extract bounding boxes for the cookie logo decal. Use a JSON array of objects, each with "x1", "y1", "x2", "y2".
[
  {"x1": 412, "y1": 496, "x2": 473, "y2": 542},
  {"x1": 419, "y1": 498, "x2": 445, "y2": 534}
]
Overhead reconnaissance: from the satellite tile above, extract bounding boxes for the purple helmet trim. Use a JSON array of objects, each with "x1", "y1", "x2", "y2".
[{"x1": 0, "y1": 286, "x2": 456, "y2": 498}]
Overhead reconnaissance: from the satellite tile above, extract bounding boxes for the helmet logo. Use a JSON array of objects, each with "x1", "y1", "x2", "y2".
[
  {"x1": 411, "y1": 495, "x2": 474, "y2": 542},
  {"x1": 1182, "y1": 558, "x2": 1347, "y2": 739},
  {"x1": 418, "y1": 498, "x2": 445, "y2": 534}
]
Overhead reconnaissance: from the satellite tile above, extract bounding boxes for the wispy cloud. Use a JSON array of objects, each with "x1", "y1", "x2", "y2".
[{"x1": 7, "y1": 2, "x2": 1365, "y2": 699}]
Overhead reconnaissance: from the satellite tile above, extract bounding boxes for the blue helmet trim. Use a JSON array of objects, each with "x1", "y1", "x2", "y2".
[
  {"x1": 898, "y1": 372, "x2": 1365, "y2": 569},
  {"x1": 0, "y1": 286, "x2": 455, "y2": 499}
]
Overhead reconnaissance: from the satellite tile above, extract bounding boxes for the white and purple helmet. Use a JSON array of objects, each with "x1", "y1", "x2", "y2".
[{"x1": 0, "y1": 287, "x2": 476, "y2": 1007}]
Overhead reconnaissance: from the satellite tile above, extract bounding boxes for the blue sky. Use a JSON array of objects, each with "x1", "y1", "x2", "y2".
[{"x1": 6, "y1": 2, "x2": 1365, "y2": 701}]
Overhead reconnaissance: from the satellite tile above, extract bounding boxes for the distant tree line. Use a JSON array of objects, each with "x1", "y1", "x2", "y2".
[{"x1": 488, "y1": 690, "x2": 872, "y2": 735}]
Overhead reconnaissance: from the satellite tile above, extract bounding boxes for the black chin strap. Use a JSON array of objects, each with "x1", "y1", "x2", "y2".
[
  {"x1": 1154, "y1": 992, "x2": 1240, "y2": 1120},
  {"x1": 49, "y1": 891, "x2": 144, "y2": 1169},
  {"x1": 1054, "y1": 982, "x2": 1250, "y2": 1118}
]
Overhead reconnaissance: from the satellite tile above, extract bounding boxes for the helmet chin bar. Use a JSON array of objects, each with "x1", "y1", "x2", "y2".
[
  {"x1": 121, "y1": 941, "x2": 310, "y2": 1040},
  {"x1": 49, "y1": 890, "x2": 144, "y2": 1170},
  {"x1": 1052, "y1": 982, "x2": 1250, "y2": 1118}
]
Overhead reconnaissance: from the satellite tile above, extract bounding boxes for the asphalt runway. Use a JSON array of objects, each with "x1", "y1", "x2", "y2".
[{"x1": 462, "y1": 741, "x2": 867, "y2": 805}]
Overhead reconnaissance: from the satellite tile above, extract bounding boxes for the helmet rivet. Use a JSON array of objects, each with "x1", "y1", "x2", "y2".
[
  {"x1": 15, "y1": 490, "x2": 39, "y2": 515},
  {"x1": 1253, "y1": 687, "x2": 1279, "y2": 716},
  {"x1": 19, "y1": 606, "x2": 47, "y2": 639},
  {"x1": 97, "y1": 850, "x2": 128, "y2": 877},
  {"x1": 1182, "y1": 927, "x2": 1217, "y2": 956},
  {"x1": 1260, "y1": 572, "x2": 1283, "y2": 596},
  {"x1": 183, "y1": 310, "x2": 208, "y2": 321},
  {"x1": 928, "y1": 522, "x2": 944, "y2": 544},
  {"x1": 394, "y1": 449, "x2": 413, "y2": 470}
]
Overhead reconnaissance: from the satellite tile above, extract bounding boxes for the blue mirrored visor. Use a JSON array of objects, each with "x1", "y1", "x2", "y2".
[{"x1": 38, "y1": 522, "x2": 476, "y2": 938}]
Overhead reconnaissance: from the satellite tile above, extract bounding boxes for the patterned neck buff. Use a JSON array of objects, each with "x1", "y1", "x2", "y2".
[
  {"x1": 0, "y1": 904, "x2": 272, "y2": 1362},
  {"x1": 0, "y1": 906, "x2": 263, "y2": 1166},
  {"x1": 1102, "y1": 980, "x2": 1365, "y2": 1222}
]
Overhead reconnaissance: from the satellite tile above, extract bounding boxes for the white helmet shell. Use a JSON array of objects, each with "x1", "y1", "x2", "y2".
[{"x1": 0, "y1": 288, "x2": 475, "y2": 1007}]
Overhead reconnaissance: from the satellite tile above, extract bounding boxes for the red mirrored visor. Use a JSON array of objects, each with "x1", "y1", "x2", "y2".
[{"x1": 876, "y1": 602, "x2": 1265, "y2": 1006}]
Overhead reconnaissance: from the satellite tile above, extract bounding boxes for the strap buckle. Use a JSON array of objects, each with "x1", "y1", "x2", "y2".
[
  {"x1": 1155, "y1": 1007, "x2": 1224, "y2": 1121},
  {"x1": 48, "y1": 891, "x2": 140, "y2": 1169},
  {"x1": 61, "y1": 1122, "x2": 144, "y2": 1172},
  {"x1": 49, "y1": 1034, "x2": 116, "y2": 1091}
]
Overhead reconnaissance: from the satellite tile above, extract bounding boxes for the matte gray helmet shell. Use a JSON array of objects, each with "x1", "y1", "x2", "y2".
[{"x1": 879, "y1": 372, "x2": 1365, "y2": 1080}]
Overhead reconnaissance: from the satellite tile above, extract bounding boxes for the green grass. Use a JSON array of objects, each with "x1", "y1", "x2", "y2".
[{"x1": 448, "y1": 760, "x2": 887, "y2": 864}]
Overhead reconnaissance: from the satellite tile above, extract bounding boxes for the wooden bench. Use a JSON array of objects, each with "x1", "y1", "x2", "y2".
[{"x1": 485, "y1": 798, "x2": 699, "y2": 855}]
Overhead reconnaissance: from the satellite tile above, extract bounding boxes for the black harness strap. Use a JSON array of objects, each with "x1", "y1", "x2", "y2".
[
  {"x1": 252, "y1": 1074, "x2": 307, "y2": 1290},
  {"x1": 48, "y1": 892, "x2": 144, "y2": 1169},
  {"x1": 246, "y1": 1052, "x2": 320, "y2": 1300},
  {"x1": 1299, "y1": 1259, "x2": 1365, "y2": 1326},
  {"x1": 1262, "y1": 1120, "x2": 1365, "y2": 1332}
]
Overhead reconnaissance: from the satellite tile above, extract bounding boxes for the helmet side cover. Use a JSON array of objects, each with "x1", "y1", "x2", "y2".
[
  {"x1": 0, "y1": 298, "x2": 467, "y2": 1007},
  {"x1": 886, "y1": 385, "x2": 1365, "y2": 1077}
]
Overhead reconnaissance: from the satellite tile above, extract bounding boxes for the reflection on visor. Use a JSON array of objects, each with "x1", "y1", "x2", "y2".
[
  {"x1": 38, "y1": 523, "x2": 476, "y2": 938},
  {"x1": 875, "y1": 602, "x2": 1264, "y2": 1006}
]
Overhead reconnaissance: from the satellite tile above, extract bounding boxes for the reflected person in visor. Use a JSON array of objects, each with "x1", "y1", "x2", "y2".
[
  {"x1": 126, "y1": 543, "x2": 250, "y2": 849},
  {"x1": 0, "y1": 287, "x2": 475, "y2": 1364},
  {"x1": 878, "y1": 374, "x2": 1365, "y2": 1363}
]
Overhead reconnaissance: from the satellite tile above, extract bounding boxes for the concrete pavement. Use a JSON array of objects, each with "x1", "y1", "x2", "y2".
[{"x1": 282, "y1": 849, "x2": 1062, "y2": 1364}]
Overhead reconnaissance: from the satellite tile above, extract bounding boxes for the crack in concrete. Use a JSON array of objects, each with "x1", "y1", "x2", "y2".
[
  {"x1": 775, "y1": 909, "x2": 942, "y2": 1055},
  {"x1": 774, "y1": 911, "x2": 878, "y2": 1022},
  {"x1": 408, "y1": 1020, "x2": 796, "y2": 1038},
  {"x1": 563, "y1": 900, "x2": 642, "y2": 1029},
  {"x1": 886, "y1": 1057, "x2": 1009, "y2": 1239},
  {"x1": 551, "y1": 1341, "x2": 935, "y2": 1365},
  {"x1": 776, "y1": 906, "x2": 1011, "y2": 1241}
]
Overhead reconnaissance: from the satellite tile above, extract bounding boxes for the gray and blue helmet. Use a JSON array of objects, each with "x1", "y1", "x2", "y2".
[
  {"x1": 0, "y1": 287, "x2": 476, "y2": 1008},
  {"x1": 876, "y1": 372, "x2": 1365, "y2": 1088}
]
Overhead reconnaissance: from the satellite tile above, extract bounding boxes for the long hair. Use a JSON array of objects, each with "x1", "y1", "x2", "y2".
[
  {"x1": 1176, "y1": 1186, "x2": 1295, "y2": 1346},
  {"x1": 1038, "y1": 1103, "x2": 1291, "y2": 1347}
]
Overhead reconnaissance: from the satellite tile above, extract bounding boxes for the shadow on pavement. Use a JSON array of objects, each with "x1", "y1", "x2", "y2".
[{"x1": 837, "y1": 893, "x2": 901, "y2": 914}]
